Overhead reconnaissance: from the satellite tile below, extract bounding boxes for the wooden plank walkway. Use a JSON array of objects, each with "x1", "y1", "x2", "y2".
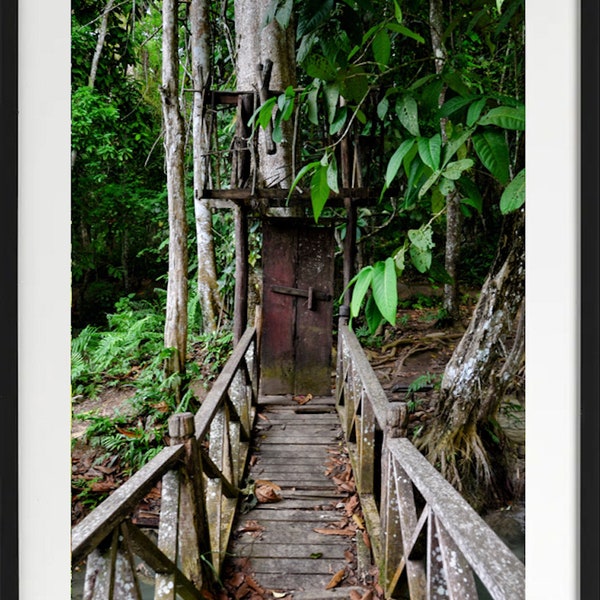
[{"x1": 223, "y1": 396, "x2": 371, "y2": 599}]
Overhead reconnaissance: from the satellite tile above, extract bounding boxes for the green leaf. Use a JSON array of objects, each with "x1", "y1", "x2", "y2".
[
  {"x1": 467, "y1": 98, "x2": 487, "y2": 126},
  {"x1": 393, "y1": 245, "x2": 406, "y2": 272},
  {"x1": 350, "y1": 266, "x2": 373, "y2": 317},
  {"x1": 288, "y1": 160, "x2": 320, "y2": 198},
  {"x1": 438, "y1": 177, "x2": 455, "y2": 196},
  {"x1": 310, "y1": 164, "x2": 331, "y2": 222},
  {"x1": 275, "y1": 0, "x2": 294, "y2": 28},
  {"x1": 326, "y1": 154, "x2": 339, "y2": 193},
  {"x1": 384, "y1": 139, "x2": 415, "y2": 188},
  {"x1": 307, "y1": 84, "x2": 320, "y2": 125},
  {"x1": 417, "y1": 169, "x2": 442, "y2": 199},
  {"x1": 341, "y1": 66, "x2": 369, "y2": 102},
  {"x1": 386, "y1": 22, "x2": 425, "y2": 44},
  {"x1": 324, "y1": 82, "x2": 340, "y2": 124},
  {"x1": 443, "y1": 72, "x2": 472, "y2": 97},
  {"x1": 377, "y1": 97, "x2": 389, "y2": 120},
  {"x1": 365, "y1": 295, "x2": 384, "y2": 334},
  {"x1": 248, "y1": 97, "x2": 276, "y2": 129},
  {"x1": 371, "y1": 258, "x2": 398, "y2": 325},
  {"x1": 442, "y1": 127, "x2": 475, "y2": 166},
  {"x1": 418, "y1": 134, "x2": 442, "y2": 171},
  {"x1": 297, "y1": 0, "x2": 335, "y2": 37},
  {"x1": 373, "y1": 29, "x2": 391, "y2": 67},
  {"x1": 500, "y1": 168, "x2": 525, "y2": 214},
  {"x1": 496, "y1": 0, "x2": 506, "y2": 14},
  {"x1": 304, "y1": 54, "x2": 337, "y2": 81},
  {"x1": 472, "y1": 130, "x2": 510, "y2": 184},
  {"x1": 438, "y1": 96, "x2": 474, "y2": 119},
  {"x1": 457, "y1": 176, "x2": 483, "y2": 213},
  {"x1": 442, "y1": 158, "x2": 474, "y2": 180},
  {"x1": 396, "y1": 96, "x2": 420, "y2": 137},
  {"x1": 408, "y1": 227, "x2": 434, "y2": 273},
  {"x1": 393, "y1": 0, "x2": 403, "y2": 22},
  {"x1": 478, "y1": 105, "x2": 525, "y2": 130},
  {"x1": 329, "y1": 105, "x2": 348, "y2": 135}
]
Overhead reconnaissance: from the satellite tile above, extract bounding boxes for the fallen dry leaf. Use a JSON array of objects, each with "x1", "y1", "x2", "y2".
[
  {"x1": 255, "y1": 479, "x2": 282, "y2": 503},
  {"x1": 293, "y1": 393, "x2": 313, "y2": 405},
  {"x1": 360, "y1": 591, "x2": 374, "y2": 600},
  {"x1": 325, "y1": 569, "x2": 345, "y2": 590},
  {"x1": 349, "y1": 591, "x2": 362, "y2": 600},
  {"x1": 352, "y1": 513, "x2": 365, "y2": 530}
]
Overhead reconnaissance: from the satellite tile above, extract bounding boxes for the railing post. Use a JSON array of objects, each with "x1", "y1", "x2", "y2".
[
  {"x1": 156, "y1": 413, "x2": 212, "y2": 596},
  {"x1": 336, "y1": 304, "x2": 350, "y2": 407}
]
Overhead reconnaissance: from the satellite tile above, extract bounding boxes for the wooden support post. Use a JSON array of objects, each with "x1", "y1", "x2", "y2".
[
  {"x1": 340, "y1": 130, "x2": 357, "y2": 305},
  {"x1": 257, "y1": 60, "x2": 276, "y2": 155},
  {"x1": 233, "y1": 203, "x2": 249, "y2": 345}
]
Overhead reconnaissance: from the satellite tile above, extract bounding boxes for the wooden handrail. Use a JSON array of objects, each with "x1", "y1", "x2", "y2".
[
  {"x1": 335, "y1": 316, "x2": 525, "y2": 600},
  {"x1": 71, "y1": 326, "x2": 259, "y2": 598}
]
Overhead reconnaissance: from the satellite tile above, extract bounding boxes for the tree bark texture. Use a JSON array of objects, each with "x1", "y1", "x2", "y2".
[
  {"x1": 161, "y1": 0, "x2": 189, "y2": 375},
  {"x1": 430, "y1": 0, "x2": 462, "y2": 321},
  {"x1": 419, "y1": 208, "x2": 525, "y2": 509},
  {"x1": 234, "y1": 0, "x2": 296, "y2": 189},
  {"x1": 190, "y1": 0, "x2": 222, "y2": 333},
  {"x1": 88, "y1": 0, "x2": 115, "y2": 90}
]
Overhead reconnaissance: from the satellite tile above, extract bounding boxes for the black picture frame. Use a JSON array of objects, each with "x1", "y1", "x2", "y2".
[
  {"x1": 0, "y1": 0, "x2": 19, "y2": 598},
  {"x1": 580, "y1": 0, "x2": 600, "y2": 597}
]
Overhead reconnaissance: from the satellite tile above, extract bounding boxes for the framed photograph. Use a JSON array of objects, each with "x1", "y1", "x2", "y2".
[{"x1": 13, "y1": 0, "x2": 596, "y2": 598}]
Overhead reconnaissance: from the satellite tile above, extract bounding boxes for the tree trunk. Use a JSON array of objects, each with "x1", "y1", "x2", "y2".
[
  {"x1": 88, "y1": 0, "x2": 115, "y2": 90},
  {"x1": 190, "y1": 0, "x2": 222, "y2": 334},
  {"x1": 161, "y1": 0, "x2": 189, "y2": 377},
  {"x1": 418, "y1": 208, "x2": 525, "y2": 510},
  {"x1": 234, "y1": 0, "x2": 296, "y2": 189},
  {"x1": 430, "y1": 0, "x2": 462, "y2": 321}
]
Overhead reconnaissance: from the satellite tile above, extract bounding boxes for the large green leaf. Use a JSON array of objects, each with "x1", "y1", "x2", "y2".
[
  {"x1": 472, "y1": 130, "x2": 510, "y2": 184},
  {"x1": 438, "y1": 96, "x2": 474, "y2": 119},
  {"x1": 371, "y1": 258, "x2": 398, "y2": 325},
  {"x1": 350, "y1": 266, "x2": 373, "y2": 317},
  {"x1": 297, "y1": 0, "x2": 335, "y2": 37},
  {"x1": 396, "y1": 96, "x2": 420, "y2": 137},
  {"x1": 326, "y1": 154, "x2": 339, "y2": 193},
  {"x1": 467, "y1": 98, "x2": 488, "y2": 126},
  {"x1": 304, "y1": 53, "x2": 337, "y2": 81},
  {"x1": 500, "y1": 168, "x2": 525, "y2": 214},
  {"x1": 372, "y1": 29, "x2": 391, "y2": 67},
  {"x1": 478, "y1": 105, "x2": 525, "y2": 130},
  {"x1": 386, "y1": 22, "x2": 425, "y2": 44},
  {"x1": 418, "y1": 134, "x2": 442, "y2": 171},
  {"x1": 384, "y1": 139, "x2": 415, "y2": 188},
  {"x1": 310, "y1": 164, "x2": 331, "y2": 222},
  {"x1": 324, "y1": 82, "x2": 340, "y2": 124},
  {"x1": 365, "y1": 295, "x2": 384, "y2": 335}
]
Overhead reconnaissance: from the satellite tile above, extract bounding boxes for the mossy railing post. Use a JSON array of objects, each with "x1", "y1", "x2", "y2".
[{"x1": 334, "y1": 323, "x2": 525, "y2": 599}]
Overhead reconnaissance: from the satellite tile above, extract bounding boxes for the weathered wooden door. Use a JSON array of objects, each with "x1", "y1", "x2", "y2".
[{"x1": 261, "y1": 220, "x2": 335, "y2": 395}]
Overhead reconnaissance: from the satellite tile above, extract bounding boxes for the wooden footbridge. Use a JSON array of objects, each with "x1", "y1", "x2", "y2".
[{"x1": 71, "y1": 309, "x2": 525, "y2": 599}]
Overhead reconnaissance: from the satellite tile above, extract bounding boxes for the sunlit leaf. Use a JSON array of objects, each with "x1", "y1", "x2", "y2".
[
  {"x1": 350, "y1": 266, "x2": 373, "y2": 317},
  {"x1": 371, "y1": 258, "x2": 397, "y2": 325},
  {"x1": 442, "y1": 158, "x2": 474, "y2": 180},
  {"x1": 396, "y1": 96, "x2": 420, "y2": 136}
]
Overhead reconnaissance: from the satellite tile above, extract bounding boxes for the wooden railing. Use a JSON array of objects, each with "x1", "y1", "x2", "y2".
[
  {"x1": 335, "y1": 309, "x2": 525, "y2": 600},
  {"x1": 71, "y1": 326, "x2": 259, "y2": 599}
]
